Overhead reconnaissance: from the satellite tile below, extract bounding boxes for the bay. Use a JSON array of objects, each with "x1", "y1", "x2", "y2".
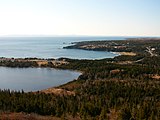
[{"x1": 0, "y1": 36, "x2": 125, "y2": 59}]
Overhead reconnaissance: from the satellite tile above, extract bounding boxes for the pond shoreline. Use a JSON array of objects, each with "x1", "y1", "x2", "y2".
[{"x1": 0, "y1": 66, "x2": 81, "y2": 92}]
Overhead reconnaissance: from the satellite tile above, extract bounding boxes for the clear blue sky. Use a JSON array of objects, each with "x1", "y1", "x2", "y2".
[{"x1": 0, "y1": 0, "x2": 160, "y2": 36}]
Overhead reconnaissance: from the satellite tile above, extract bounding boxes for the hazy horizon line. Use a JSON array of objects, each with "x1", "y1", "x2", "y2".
[{"x1": 0, "y1": 34, "x2": 160, "y2": 38}]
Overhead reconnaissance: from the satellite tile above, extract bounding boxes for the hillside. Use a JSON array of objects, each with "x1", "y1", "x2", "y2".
[{"x1": 0, "y1": 38, "x2": 160, "y2": 119}]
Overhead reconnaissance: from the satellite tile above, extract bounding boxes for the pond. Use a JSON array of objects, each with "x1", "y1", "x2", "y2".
[{"x1": 0, "y1": 67, "x2": 81, "y2": 92}]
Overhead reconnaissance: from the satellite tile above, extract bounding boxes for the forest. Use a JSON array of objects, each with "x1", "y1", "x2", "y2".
[{"x1": 0, "y1": 39, "x2": 160, "y2": 119}]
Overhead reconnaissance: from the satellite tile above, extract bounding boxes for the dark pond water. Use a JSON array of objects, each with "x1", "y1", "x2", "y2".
[{"x1": 0, "y1": 67, "x2": 81, "y2": 92}]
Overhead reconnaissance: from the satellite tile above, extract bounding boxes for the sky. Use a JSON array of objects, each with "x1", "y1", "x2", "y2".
[{"x1": 0, "y1": 0, "x2": 160, "y2": 37}]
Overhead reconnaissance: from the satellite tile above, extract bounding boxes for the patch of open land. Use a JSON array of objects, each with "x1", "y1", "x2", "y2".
[
  {"x1": 116, "y1": 52, "x2": 136, "y2": 56},
  {"x1": 0, "y1": 112, "x2": 80, "y2": 120},
  {"x1": 40, "y1": 88, "x2": 75, "y2": 96},
  {"x1": 152, "y1": 74, "x2": 160, "y2": 79}
]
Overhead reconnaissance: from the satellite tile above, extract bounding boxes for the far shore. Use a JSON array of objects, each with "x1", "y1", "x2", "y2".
[{"x1": 0, "y1": 57, "x2": 69, "y2": 67}]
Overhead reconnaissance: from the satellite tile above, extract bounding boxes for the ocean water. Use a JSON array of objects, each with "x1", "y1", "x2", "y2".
[
  {"x1": 0, "y1": 67, "x2": 81, "y2": 92},
  {"x1": 0, "y1": 36, "x2": 126, "y2": 91},
  {"x1": 0, "y1": 36, "x2": 125, "y2": 59}
]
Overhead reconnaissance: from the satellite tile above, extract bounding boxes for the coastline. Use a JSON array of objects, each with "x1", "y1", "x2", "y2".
[
  {"x1": 0, "y1": 57, "x2": 82, "y2": 93},
  {"x1": 0, "y1": 50, "x2": 135, "y2": 94},
  {"x1": 113, "y1": 52, "x2": 136, "y2": 56}
]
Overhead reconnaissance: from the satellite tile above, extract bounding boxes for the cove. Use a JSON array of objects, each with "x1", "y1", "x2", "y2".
[
  {"x1": 0, "y1": 67, "x2": 81, "y2": 92},
  {"x1": 0, "y1": 37, "x2": 123, "y2": 59}
]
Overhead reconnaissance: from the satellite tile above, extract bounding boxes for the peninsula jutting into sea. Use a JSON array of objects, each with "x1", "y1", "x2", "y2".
[{"x1": 0, "y1": 37, "x2": 160, "y2": 119}]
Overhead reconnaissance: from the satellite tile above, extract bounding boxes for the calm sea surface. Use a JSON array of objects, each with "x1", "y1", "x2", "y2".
[
  {"x1": 0, "y1": 67, "x2": 81, "y2": 92},
  {"x1": 0, "y1": 37, "x2": 125, "y2": 59},
  {"x1": 0, "y1": 37, "x2": 125, "y2": 91}
]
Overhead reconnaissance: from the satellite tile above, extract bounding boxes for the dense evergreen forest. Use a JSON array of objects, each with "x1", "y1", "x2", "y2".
[
  {"x1": 0, "y1": 39, "x2": 160, "y2": 119},
  {"x1": 0, "y1": 79, "x2": 160, "y2": 119}
]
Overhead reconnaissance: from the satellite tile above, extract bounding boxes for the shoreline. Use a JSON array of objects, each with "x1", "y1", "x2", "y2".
[
  {"x1": 0, "y1": 50, "x2": 137, "y2": 94},
  {"x1": 0, "y1": 57, "x2": 83, "y2": 93},
  {"x1": 113, "y1": 52, "x2": 136, "y2": 56}
]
